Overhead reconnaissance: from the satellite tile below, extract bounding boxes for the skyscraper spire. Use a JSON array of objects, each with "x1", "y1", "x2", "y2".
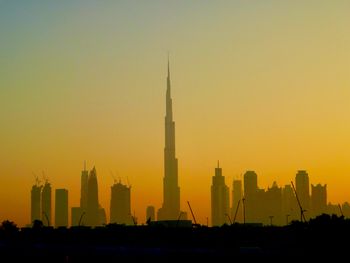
[
  {"x1": 158, "y1": 57, "x2": 180, "y2": 221},
  {"x1": 167, "y1": 52, "x2": 170, "y2": 81}
]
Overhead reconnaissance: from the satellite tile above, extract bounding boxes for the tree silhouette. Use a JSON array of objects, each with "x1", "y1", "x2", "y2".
[
  {"x1": 32, "y1": 219, "x2": 44, "y2": 229},
  {"x1": 0, "y1": 220, "x2": 18, "y2": 234}
]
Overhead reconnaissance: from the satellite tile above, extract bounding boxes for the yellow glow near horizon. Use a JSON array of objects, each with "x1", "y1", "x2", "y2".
[{"x1": 0, "y1": 1, "x2": 350, "y2": 226}]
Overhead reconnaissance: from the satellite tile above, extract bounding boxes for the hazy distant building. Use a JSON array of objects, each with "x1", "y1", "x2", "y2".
[
  {"x1": 265, "y1": 182, "x2": 282, "y2": 225},
  {"x1": 342, "y1": 202, "x2": 350, "y2": 218},
  {"x1": 231, "y1": 180, "x2": 242, "y2": 223},
  {"x1": 110, "y1": 181, "x2": 132, "y2": 225},
  {"x1": 146, "y1": 206, "x2": 155, "y2": 222},
  {"x1": 295, "y1": 170, "x2": 310, "y2": 216},
  {"x1": 55, "y1": 189, "x2": 68, "y2": 227},
  {"x1": 327, "y1": 203, "x2": 341, "y2": 216},
  {"x1": 71, "y1": 207, "x2": 84, "y2": 226},
  {"x1": 244, "y1": 171, "x2": 259, "y2": 223},
  {"x1": 86, "y1": 167, "x2": 100, "y2": 226},
  {"x1": 80, "y1": 162, "x2": 89, "y2": 211},
  {"x1": 282, "y1": 184, "x2": 298, "y2": 224},
  {"x1": 31, "y1": 184, "x2": 42, "y2": 224},
  {"x1": 158, "y1": 59, "x2": 181, "y2": 221},
  {"x1": 211, "y1": 162, "x2": 229, "y2": 226},
  {"x1": 311, "y1": 184, "x2": 327, "y2": 217},
  {"x1": 41, "y1": 181, "x2": 52, "y2": 226}
]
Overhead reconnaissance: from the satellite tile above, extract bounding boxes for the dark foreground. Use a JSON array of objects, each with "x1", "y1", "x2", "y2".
[{"x1": 0, "y1": 215, "x2": 348, "y2": 262}]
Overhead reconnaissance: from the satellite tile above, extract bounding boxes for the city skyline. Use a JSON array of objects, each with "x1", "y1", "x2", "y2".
[
  {"x1": 1, "y1": 1, "x2": 350, "y2": 227},
  {"x1": 25, "y1": 61, "x2": 350, "y2": 228}
]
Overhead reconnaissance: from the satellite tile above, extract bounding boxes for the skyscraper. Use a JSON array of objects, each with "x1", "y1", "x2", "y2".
[
  {"x1": 41, "y1": 181, "x2": 52, "y2": 226},
  {"x1": 157, "y1": 59, "x2": 181, "y2": 221},
  {"x1": 71, "y1": 207, "x2": 83, "y2": 227},
  {"x1": 231, "y1": 180, "x2": 242, "y2": 223},
  {"x1": 31, "y1": 183, "x2": 42, "y2": 224},
  {"x1": 110, "y1": 181, "x2": 132, "y2": 225},
  {"x1": 311, "y1": 184, "x2": 327, "y2": 217},
  {"x1": 265, "y1": 181, "x2": 282, "y2": 225},
  {"x1": 282, "y1": 184, "x2": 298, "y2": 224},
  {"x1": 244, "y1": 171, "x2": 259, "y2": 223},
  {"x1": 295, "y1": 170, "x2": 310, "y2": 215},
  {"x1": 86, "y1": 167, "x2": 100, "y2": 226},
  {"x1": 55, "y1": 189, "x2": 68, "y2": 227},
  {"x1": 211, "y1": 162, "x2": 229, "y2": 226},
  {"x1": 80, "y1": 162, "x2": 89, "y2": 211}
]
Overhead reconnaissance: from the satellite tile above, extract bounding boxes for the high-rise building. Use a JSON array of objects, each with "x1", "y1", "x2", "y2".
[
  {"x1": 295, "y1": 170, "x2": 310, "y2": 215},
  {"x1": 265, "y1": 181, "x2": 282, "y2": 225},
  {"x1": 311, "y1": 184, "x2": 327, "y2": 217},
  {"x1": 282, "y1": 184, "x2": 298, "y2": 224},
  {"x1": 146, "y1": 206, "x2": 155, "y2": 222},
  {"x1": 31, "y1": 183, "x2": 42, "y2": 224},
  {"x1": 243, "y1": 171, "x2": 258, "y2": 223},
  {"x1": 231, "y1": 180, "x2": 242, "y2": 223},
  {"x1": 158, "y1": 59, "x2": 181, "y2": 221},
  {"x1": 99, "y1": 207, "x2": 107, "y2": 225},
  {"x1": 71, "y1": 207, "x2": 83, "y2": 226},
  {"x1": 110, "y1": 181, "x2": 132, "y2": 225},
  {"x1": 211, "y1": 162, "x2": 229, "y2": 226},
  {"x1": 80, "y1": 162, "x2": 89, "y2": 211},
  {"x1": 55, "y1": 189, "x2": 68, "y2": 227},
  {"x1": 86, "y1": 167, "x2": 100, "y2": 226},
  {"x1": 41, "y1": 181, "x2": 52, "y2": 226}
]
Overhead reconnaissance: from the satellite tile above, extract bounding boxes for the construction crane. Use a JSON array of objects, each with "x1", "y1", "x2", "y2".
[
  {"x1": 187, "y1": 201, "x2": 199, "y2": 226},
  {"x1": 242, "y1": 197, "x2": 246, "y2": 224},
  {"x1": 78, "y1": 212, "x2": 86, "y2": 226},
  {"x1": 42, "y1": 212, "x2": 50, "y2": 227},
  {"x1": 32, "y1": 172, "x2": 41, "y2": 186},
  {"x1": 110, "y1": 171, "x2": 117, "y2": 184},
  {"x1": 233, "y1": 199, "x2": 241, "y2": 223},
  {"x1": 225, "y1": 213, "x2": 233, "y2": 225},
  {"x1": 338, "y1": 204, "x2": 344, "y2": 217},
  {"x1": 291, "y1": 181, "x2": 306, "y2": 223},
  {"x1": 131, "y1": 211, "x2": 137, "y2": 226},
  {"x1": 176, "y1": 211, "x2": 184, "y2": 227}
]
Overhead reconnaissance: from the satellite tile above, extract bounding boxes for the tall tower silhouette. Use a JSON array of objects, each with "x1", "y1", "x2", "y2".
[
  {"x1": 211, "y1": 162, "x2": 229, "y2": 226},
  {"x1": 110, "y1": 180, "x2": 132, "y2": 225},
  {"x1": 86, "y1": 167, "x2": 99, "y2": 226},
  {"x1": 157, "y1": 58, "x2": 180, "y2": 220},
  {"x1": 80, "y1": 161, "x2": 89, "y2": 211},
  {"x1": 31, "y1": 183, "x2": 42, "y2": 224},
  {"x1": 41, "y1": 181, "x2": 52, "y2": 226}
]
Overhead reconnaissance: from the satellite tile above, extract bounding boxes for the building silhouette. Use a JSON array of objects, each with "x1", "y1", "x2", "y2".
[
  {"x1": 282, "y1": 184, "x2": 298, "y2": 223},
  {"x1": 311, "y1": 184, "x2": 327, "y2": 217},
  {"x1": 80, "y1": 162, "x2": 89, "y2": 211},
  {"x1": 146, "y1": 206, "x2": 155, "y2": 222},
  {"x1": 41, "y1": 181, "x2": 52, "y2": 226},
  {"x1": 211, "y1": 162, "x2": 229, "y2": 226},
  {"x1": 86, "y1": 167, "x2": 100, "y2": 226},
  {"x1": 265, "y1": 181, "x2": 282, "y2": 225},
  {"x1": 295, "y1": 170, "x2": 310, "y2": 216},
  {"x1": 244, "y1": 170, "x2": 259, "y2": 223},
  {"x1": 55, "y1": 189, "x2": 68, "y2": 227},
  {"x1": 31, "y1": 183, "x2": 42, "y2": 224},
  {"x1": 110, "y1": 181, "x2": 132, "y2": 225},
  {"x1": 158, "y1": 58, "x2": 181, "y2": 221},
  {"x1": 71, "y1": 207, "x2": 83, "y2": 226},
  {"x1": 231, "y1": 180, "x2": 242, "y2": 223}
]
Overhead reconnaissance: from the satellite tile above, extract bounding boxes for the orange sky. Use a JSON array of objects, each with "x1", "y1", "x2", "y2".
[{"x1": 1, "y1": 1, "x2": 350, "y2": 226}]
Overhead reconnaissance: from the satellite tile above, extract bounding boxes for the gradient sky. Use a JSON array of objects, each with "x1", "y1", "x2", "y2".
[{"x1": 1, "y1": 1, "x2": 350, "y2": 227}]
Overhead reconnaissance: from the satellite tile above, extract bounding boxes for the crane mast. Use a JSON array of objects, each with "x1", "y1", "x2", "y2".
[
  {"x1": 291, "y1": 181, "x2": 306, "y2": 222},
  {"x1": 187, "y1": 201, "x2": 198, "y2": 226}
]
